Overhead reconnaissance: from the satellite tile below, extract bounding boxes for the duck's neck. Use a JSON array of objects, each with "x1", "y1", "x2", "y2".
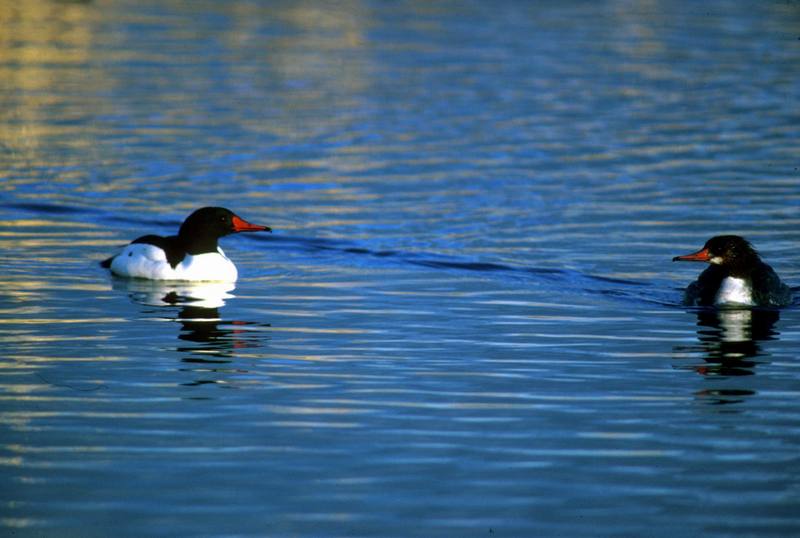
[{"x1": 178, "y1": 234, "x2": 220, "y2": 255}]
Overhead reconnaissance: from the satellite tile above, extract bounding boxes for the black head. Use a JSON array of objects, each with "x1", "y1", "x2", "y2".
[
  {"x1": 177, "y1": 207, "x2": 270, "y2": 252},
  {"x1": 703, "y1": 235, "x2": 758, "y2": 264},
  {"x1": 673, "y1": 235, "x2": 760, "y2": 272}
]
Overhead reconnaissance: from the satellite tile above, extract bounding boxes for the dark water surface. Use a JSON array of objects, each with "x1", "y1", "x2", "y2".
[{"x1": 2, "y1": 1, "x2": 800, "y2": 536}]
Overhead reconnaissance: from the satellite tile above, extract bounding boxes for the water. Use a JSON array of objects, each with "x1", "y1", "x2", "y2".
[{"x1": 2, "y1": 1, "x2": 800, "y2": 536}]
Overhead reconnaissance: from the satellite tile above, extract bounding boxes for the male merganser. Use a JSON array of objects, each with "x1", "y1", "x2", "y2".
[
  {"x1": 672, "y1": 235, "x2": 792, "y2": 307},
  {"x1": 101, "y1": 207, "x2": 270, "y2": 281}
]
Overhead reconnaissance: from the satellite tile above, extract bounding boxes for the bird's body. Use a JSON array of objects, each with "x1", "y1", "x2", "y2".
[
  {"x1": 102, "y1": 207, "x2": 270, "y2": 282},
  {"x1": 673, "y1": 235, "x2": 792, "y2": 307},
  {"x1": 109, "y1": 243, "x2": 239, "y2": 281}
]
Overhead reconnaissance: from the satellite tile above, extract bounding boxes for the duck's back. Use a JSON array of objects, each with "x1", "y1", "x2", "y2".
[{"x1": 751, "y1": 261, "x2": 793, "y2": 307}]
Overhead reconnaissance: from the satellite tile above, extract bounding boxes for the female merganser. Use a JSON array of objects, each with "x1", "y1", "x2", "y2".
[
  {"x1": 101, "y1": 207, "x2": 270, "y2": 281},
  {"x1": 672, "y1": 235, "x2": 792, "y2": 307}
]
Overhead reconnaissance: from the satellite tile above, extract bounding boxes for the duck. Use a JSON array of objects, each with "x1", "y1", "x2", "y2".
[
  {"x1": 672, "y1": 235, "x2": 792, "y2": 307},
  {"x1": 101, "y1": 207, "x2": 270, "y2": 281}
]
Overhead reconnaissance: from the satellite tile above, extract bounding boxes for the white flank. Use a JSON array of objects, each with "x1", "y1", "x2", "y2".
[{"x1": 110, "y1": 244, "x2": 238, "y2": 281}]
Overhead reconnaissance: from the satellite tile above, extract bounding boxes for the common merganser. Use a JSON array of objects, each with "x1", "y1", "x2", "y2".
[
  {"x1": 101, "y1": 207, "x2": 270, "y2": 281},
  {"x1": 672, "y1": 235, "x2": 792, "y2": 307}
]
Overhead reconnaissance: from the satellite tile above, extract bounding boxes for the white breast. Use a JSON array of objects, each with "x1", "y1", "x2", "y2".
[
  {"x1": 110, "y1": 244, "x2": 238, "y2": 282},
  {"x1": 715, "y1": 277, "x2": 754, "y2": 306}
]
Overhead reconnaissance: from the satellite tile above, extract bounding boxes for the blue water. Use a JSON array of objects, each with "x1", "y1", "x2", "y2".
[{"x1": 2, "y1": 1, "x2": 800, "y2": 536}]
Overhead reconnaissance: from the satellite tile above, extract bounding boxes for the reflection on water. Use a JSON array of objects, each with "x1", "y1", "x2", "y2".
[
  {"x1": 111, "y1": 277, "x2": 269, "y2": 387},
  {"x1": 111, "y1": 278, "x2": 236, "y2": 308},
  {"x1": 175, "y1": 304, "x2": 269, "y2": 391},
  {"x1": 679, "y1": 308, "x2": 780, "y2": 405},
  {"x1": 176, "y1": 305, "x2": 267, "y2": 362},
  {"x1": 696, "y1": 308, "x2": 779, "y2": 365}
]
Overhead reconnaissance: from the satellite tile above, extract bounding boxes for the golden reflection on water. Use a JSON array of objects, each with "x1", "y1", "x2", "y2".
[
  {"x1": 0, "y1": 1, "x2": 99, "y2": 154},
  {"x1": 2, "y1": 318, "x2": 123, "y2": 324},
  {"x1": 0, "y1": 219, "x2": 96, "y2": 228},
  {"x1": 0, "y1": 0, "x2": 375, "y2": 191},
  {"x1": 4, "y1": 354, "x2": 122, "y2": 365}
]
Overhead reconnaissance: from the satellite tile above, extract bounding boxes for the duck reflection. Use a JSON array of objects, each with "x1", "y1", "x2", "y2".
[
  {"x1": 111, "y1": 279, "x2": 268, "y2": 387},
  {"x1": 688, "y1": 307, "x2": 779, "y2": 405},
  {"x1": 112, "y1": 278, "x2": 237, "y2": 309}
]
